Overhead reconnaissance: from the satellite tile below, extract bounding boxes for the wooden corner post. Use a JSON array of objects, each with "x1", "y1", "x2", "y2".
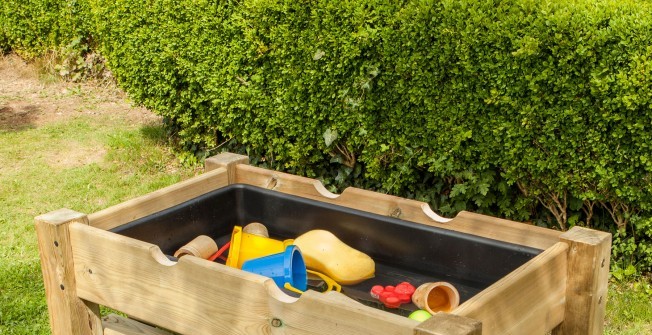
[
  {"x1": 553, "y1": 226, "x2": 611, "y2": 335},
  {"x1": 415, "y1": 313, "x2": 482, "y2": 335},
  {"x1": 204, "y1": 152, "x2": 249, "y2": 183},
  {"x1": 35, "y1": 209, "x2": 103, "y2": 335}
]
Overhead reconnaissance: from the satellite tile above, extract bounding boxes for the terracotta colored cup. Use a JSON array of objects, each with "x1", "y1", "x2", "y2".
[
  {"x1": 411, "y1": 282, "x2": 460, "y2": 313},
  {"x1": 173, "y1": 235, "x2": 219, "y2": 259}
]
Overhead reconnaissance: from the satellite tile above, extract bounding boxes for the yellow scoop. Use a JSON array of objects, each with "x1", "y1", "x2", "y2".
[{"x1": 293, "y1": 230, "x2": 375, "y2": 285}]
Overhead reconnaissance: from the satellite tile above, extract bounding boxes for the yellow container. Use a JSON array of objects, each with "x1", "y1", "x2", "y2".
[{"x1": 225, "y1": 226, "x2": 294, "y2": 269}]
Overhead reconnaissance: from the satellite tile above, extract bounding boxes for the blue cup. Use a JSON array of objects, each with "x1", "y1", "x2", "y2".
[{"x1": 242, "y1": 245, "x2": 308, "y2": 292}]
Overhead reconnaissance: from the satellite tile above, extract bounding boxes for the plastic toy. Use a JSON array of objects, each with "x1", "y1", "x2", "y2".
[
  {"x1": 173, "y1": 235, "x2": 218, "y2": 259},
  {"x1": 242, "y1": 245, "x2": 307, "y2": 293},
  {"x1": 408, "y1": 310, "x2": 432, "y2": 322},
  {"x1": 242, "y1": 222, "x2": 269, "y2": 237},
  {"x1": 412, "y1": 282, "x2": 460, "y2": 313},
  {"x1": 370, "y1": 282, "x2": 416, "y2": 308},
  {"x1": 293, "y1": 230, "x2": 375, "y2": 285},
  {"x1": 225, "y1": 226, "x2": 294, "y2": 269},
  {"x1": 241, "y1": 245, "x2": 342, "y2": 294}
]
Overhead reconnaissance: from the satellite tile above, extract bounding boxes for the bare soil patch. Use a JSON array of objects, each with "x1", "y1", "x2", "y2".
[
  {"x1": 0, "y1": 54, "x2": 166, "y2": 168},
  {"x1": 0, "y1": 54, "x2": 159, "y2": 131}
]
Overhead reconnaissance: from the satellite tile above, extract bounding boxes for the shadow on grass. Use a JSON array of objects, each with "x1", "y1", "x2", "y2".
[
  {"x1": 0, "y1": 105, "x2": 39, "y2": 131},
  {"x1": 140, "y1": 123, "x2": 170, "y2": 145}
]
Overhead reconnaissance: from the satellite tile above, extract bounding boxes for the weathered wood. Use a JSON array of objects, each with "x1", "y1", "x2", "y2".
[
  {"x1": 205, "y1": 152, "x2": 249, "y2": 183},
  {"x1": 234, "y1": 164, "x2": 561, "y2": 249},
  {"x1": 269, "y1": 290, "x2": 418, "y2": 335},
  {"x1": 69, "y1": 223, "x2": 417, "y2": 335},
  {"x1": 447, "y1": 211, "x2": 561, "y2": 250},
  {"x1": 35, "y1": 209, "x2": 103, "y2": 335},
  {"x1": 453, "y1": 242, "x2": 569, "y2": 335},
  {"x1": 87, "y1": 167, "x2": 228, "y2": 230},
  {"x1": 103, "y1": 314, "x2": 173, "y2": 335},
  {"x1": 414, "y1": 313, "x2": 482, "y2": 335},
  {"x1": 552, "y1": 227, "x2": 611, "y2": 335}
]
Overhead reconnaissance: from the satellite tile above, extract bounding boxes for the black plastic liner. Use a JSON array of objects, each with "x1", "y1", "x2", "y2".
[{"x1": 111, "y1": 184, "x2": 542, "y2": 314}]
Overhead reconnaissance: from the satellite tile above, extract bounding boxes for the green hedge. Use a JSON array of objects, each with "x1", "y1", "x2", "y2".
[
  {"x1": 3, "y1": 0, "x2": 652, "y2": 274},
  {"x1": 0, "y1": 0, "x2": 91, "y2": 58}
]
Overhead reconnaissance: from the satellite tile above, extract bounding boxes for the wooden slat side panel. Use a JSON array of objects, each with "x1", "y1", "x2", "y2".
[
  {"x1": 234, "y1": 164, "x2": 561, "y2": 249},
  {"x1": 69, "y1": 223, "x2": 414, "y2": 335},
  {"x1": 269, "y1": 291, "x2": 417, "y2": 335},
  {"x1": 103, "y1": 314, "x2": 173, "y2": 335},
  {"x1": 449, "y1": 211, "x2": 562, "y2": 250},
  {"x1": 88, "y1": 167, "x2": 228, "y2": 231},
  {"x1": 453, "y1": 242, "x2": 569, "y2": 335}
]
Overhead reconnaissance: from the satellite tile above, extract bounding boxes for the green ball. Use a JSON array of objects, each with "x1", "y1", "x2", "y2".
[{"x1": 408, "y1": 310, "x2": 432, "y2": 322}]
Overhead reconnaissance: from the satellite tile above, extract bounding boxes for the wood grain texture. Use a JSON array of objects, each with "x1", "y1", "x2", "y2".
[
  {"x1": 453, "y1": 242, "x2": 569, "y2": 335},
  {"x1": 35, "y1": 209, "x2": 103, "y2": 335},
  {"x1": 87, "y1": 167, "x2": 228, "y2": 230},
  {"x1": 205, "y1": 152, "x2": 249, "y2": 183},
  {"x1": 234, "y1": 164, "x2": 561, "y2": 249},
  {"x1": 414, "y1": 313, "x2": 482, "y2": 335},
  {"x1": 552, "y1": 227, "x2": 611, "y2": 335},
  {"x1": 69, "y1": 223, "x2": 417, "y2": 335},
  {"x1": 103, "y1": 314, "x2": 173, "y2": 335}
]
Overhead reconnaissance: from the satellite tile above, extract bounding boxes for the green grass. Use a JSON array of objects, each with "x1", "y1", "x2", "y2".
[
  {"x1": 0, "y1": 114, "x2": 198, "y2": 334},
  {"x1": 605, "y1": 279, "x2": 652, "y2": 334}
]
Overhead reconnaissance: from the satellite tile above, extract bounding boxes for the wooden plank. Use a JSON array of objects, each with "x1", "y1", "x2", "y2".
[
  {"x1": 234, "y1": 164, "x2": 561, "y2": 249},
  {"x1": 69, "y1": 223, "x2": 417, "y2": 335},
  {"x1": 35, "y1": 209, "x2": 103, "y2": 335},
  {"x1": 448, "y1": 211, "x2": 562, "y2": 251},
  {"x1": 415, "y1": 313, "x2": 482, "y2": 335},
  {"x1": 452, "y1": 242, "x2": 569, "y2": 335},
  {"x1": 87, "y1": 167, "x2": 228, "y2": 230},
  {"x1": 205, "y1": 152, "x2": 249, "y2": 183},
  {"x1": 103, "y1": 314, "x2": 173, "y2": 335},
  {"x1": 552, "y1": 227, "x2": 611, "y2": 335},
  {"x1": 268, "y1": 290, "x2": 417, "y2": 335}
]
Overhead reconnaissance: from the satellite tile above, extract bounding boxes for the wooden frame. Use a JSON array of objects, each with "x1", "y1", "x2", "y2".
[{"x1": 36, "y1": 153, "x2": 611, "y2": 335}]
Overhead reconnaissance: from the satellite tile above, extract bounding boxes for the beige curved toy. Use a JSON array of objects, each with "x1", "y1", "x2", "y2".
[
  {"x1": 293, "y1": 230, "x2": 375, "y2": 285},
  {"x1": 243, "y1": 222, "x2": 269, "y2": 237}
]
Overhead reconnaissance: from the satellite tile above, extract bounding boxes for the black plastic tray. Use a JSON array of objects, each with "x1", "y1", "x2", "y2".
[{"x1": 111, "y1": 184, "x2": 541, "y2": 315}]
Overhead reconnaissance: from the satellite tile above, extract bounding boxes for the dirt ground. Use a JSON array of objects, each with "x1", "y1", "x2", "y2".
[
  {"x1": 0, "y1": 54, "x2": 165, "y2": 169},
  {"x1": 0, "y1": 54, "x2": 158, "y2": 131}
]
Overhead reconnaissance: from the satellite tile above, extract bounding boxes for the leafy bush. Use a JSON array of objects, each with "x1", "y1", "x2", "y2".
[
  {"x1": 0, "y1": 0, "x2": 91, "y2": 58},
  {"x1": 4, "y1": 0, "x2": 652, "y2": 274},
  {"x1": 89, "y1": 0, "x2": 652, "y2": 273}
]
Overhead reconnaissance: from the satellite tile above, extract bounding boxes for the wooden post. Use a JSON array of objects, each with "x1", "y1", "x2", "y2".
[
  {"x1": 553, "y1": 226, "x2": 611, "y2": 335},
  {"x1": 204, "y1": 152, "x2": 249, "y2": 183},
  {"x1": 415, "y1": 313, "x2": 482, "y2": 335},
  {"x1": 35, "y1": 209, "x2": 103, "y2": 335}
]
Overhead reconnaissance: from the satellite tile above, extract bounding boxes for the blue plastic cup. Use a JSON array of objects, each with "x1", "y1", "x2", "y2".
[{"x1": 242, "y1": 245, "x2": 308, "y2": 292}]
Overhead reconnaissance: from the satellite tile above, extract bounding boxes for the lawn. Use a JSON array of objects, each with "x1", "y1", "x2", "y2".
[
  {"x1": 0, "y1": 55, "x2": 201, "y2": 333},
  {"x1": 0, "y1": 55, "x2": 650, "y2": 334}
]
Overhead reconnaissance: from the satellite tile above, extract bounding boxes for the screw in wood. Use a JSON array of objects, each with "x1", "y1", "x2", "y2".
[{"x1": 271, "y1": 318, "x2": 283, "y2": 328}]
